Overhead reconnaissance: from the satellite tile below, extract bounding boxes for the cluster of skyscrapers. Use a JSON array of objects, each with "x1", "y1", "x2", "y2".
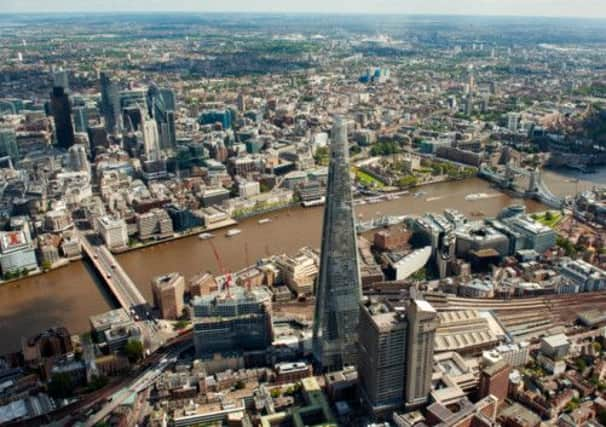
[{"x1": 47, "y1": 70, "x2": 177, "y2": 165}]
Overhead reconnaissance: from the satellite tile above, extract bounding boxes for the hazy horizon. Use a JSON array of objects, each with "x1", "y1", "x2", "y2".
[{"x1": 2, "y1": 0, "x2": 606, "y2": 19}]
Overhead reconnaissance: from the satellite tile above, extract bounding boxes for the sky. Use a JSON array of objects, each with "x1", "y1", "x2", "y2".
[{"x1": 2, "y1": 0, "x2": 606, "y2": 18}]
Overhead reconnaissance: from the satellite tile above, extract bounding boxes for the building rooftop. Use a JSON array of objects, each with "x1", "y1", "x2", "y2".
[
  {"x1": 90, "y1": 308, "x2": 131, "y2": 331},
  {"x1": 542, "y1": 333, "x2": 569, "y2": 348}
]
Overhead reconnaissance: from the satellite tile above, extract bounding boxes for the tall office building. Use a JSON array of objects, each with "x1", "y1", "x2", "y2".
[
  {"x1": 100, "y1": 72, "x2": 121, "y2": 135},
  {"x1": 50, "y1": 87, "x2": 75, "y2": 149},
  {"x1": 357, "y1": 297, "x2": 438, "y2": 416},
  {"x1": 53, "y1": 69, "x2": 69, "y2": 92},
  {"x1": 72, "y1": 106, "x2": 89, "y2": 133},
  {"x1": 148, "y1": 83, "x2": 176, "y2": 149},
  {"x1": 405, "y1": 297, "x2": 439, "y2": 409},
  {"x1": 312, "y1": 117, "x2": 361, "y2": 372},
  {"x1": 152, "y1": 273, "x2": 185, "y2": 320},
  {"x1": 142, "y1": 118, "x2": 161, "y2": 161},
  {"x1": 67, "y1": 144, "x2": 90, "y2": 174}
]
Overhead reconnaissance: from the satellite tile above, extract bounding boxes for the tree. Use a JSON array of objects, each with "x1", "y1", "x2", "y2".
[
  {"x1": 411, "y1": 267, "x2": 427, "y2": 282},
  {"x1": 593, "y1": 341, "x2": 603, "y2": 354},
  {"x1": 48, "y1": 372, "x2": 74, "y2": 399},
  {"x1": 544, "y1": 211, "x2": 554, "y2": 221},
  {"x1": 397, "y1": 175, "x2": 418, "y2": 188},
  {"x1": 87, "y1": 375, "x2": 109, "y2": 393},
  {"x1": 124, "y1": 340, "x2": 144, "y2": 363},
  {"x1": 42, "y1": 260, "x2": 52, "y2": 271},
  {"x1": 557, "y1": 236, "x2": 576, "y2": 257}
]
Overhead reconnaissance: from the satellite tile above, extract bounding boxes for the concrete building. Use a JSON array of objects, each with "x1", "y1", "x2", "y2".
[
  {"x1": 506, "y1": 216, "x2": 556, "y2": 254},
  {"x1": 482, "y1": 342, "x2": 530, "y2": 368},
  {"x1": 455, "y1": 222, "x2": 510, "y2": 258},
  {"x1": 0, "y1": 230, "x2": 38, "y2": 274},
  {"x1": 560, "y1": 259, "x2": 606, "y2": 292},
  {"x1": 238, "y1": 179, "x2": 260, "y2": 198},
  {"x1": 96, "y1": 216, "x2": 128, "y2": 250},
  {"x1": 274, "y1": 249, "x2": 319, "y2": 297},
  {"x1": 200, "y1": 187, "x2": 230, "y2": 208},
  {"x1": 89, "y1": 308, "x2": 133, "y2": 342},
  {"x1": 313, "y1": 117, "x2": 362, "y2": 372},
  {"x1": 538, "y1": 334, "x2": 570, "y2": 375},
  {"x1": 137, "y1": 208, "x2": 173, "y2": 240},
  {"x1": 357, "y1": 300, "x2": 408, "y2": 416},
  {"x1": 412, "y1": 214, "x2": 455, "y2": 279},
  {"x1": 152, "y1": 273, "x2": 185, "y2": 320},
  {"x1": 357, "y1": 297, "x2": 438, "y2": 416}
]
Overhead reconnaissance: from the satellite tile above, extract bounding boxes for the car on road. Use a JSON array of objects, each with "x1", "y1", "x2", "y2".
[{"x1": 106, "y1": 273, "x2": 112, "y2": 279}]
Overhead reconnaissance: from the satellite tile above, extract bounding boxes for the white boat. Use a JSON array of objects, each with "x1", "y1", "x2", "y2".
[
  {"x1": 226, "y1": 229, "x2": 242, "y2": 237},
  {"x1": 301, "y1": 197, "x2": 326, "y2": 207},
  {"x1": 198, "y1": 233, "x2": 214, "y2": 240},
  {"x1": 258, "y1": 218, "x2": 272, "y2": 224},
  {"x1": 465, "y1": 192, "x2": 494, "y2": 201},
  {"x1": 414, "y1": 191, "x2": 427, "y2": 198}
]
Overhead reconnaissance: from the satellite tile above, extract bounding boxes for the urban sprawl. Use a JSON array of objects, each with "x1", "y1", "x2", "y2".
[{"x1": 1, "y1": 12, "x2": 606, "y2": 427}]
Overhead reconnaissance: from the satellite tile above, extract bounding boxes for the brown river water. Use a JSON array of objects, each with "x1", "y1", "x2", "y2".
[{"x1": 0, "y1": 170, "x2": 602, "y2": 353}]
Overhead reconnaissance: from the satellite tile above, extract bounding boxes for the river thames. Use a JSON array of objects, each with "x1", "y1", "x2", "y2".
[{"x1": 0, "y1": 170, "x2": 603, "y2": 352}]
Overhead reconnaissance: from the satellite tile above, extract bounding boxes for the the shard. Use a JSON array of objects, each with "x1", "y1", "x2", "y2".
[{"x1": 312, "y1": 116, "x2": 362, "y2": 372}]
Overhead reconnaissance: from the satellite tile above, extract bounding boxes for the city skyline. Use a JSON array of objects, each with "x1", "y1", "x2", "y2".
[{"x1": 2, "y1": 0, "x2": 606, "y2": 18}]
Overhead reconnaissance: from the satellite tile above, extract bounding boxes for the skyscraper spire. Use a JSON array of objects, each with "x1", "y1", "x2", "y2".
[{"x1": 312, "y1": 116, "x2": 361, "y2": 372}]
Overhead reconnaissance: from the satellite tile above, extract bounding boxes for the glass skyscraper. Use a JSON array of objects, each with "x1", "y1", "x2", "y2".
[{"x1": 312, "y1": 116, "x2": 362, "y2": 372}]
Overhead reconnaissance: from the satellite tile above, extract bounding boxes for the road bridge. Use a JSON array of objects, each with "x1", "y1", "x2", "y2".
[
  {"x1": 478, "y1": 163, "x2": 564, "y2": 209},
  {"x1": 79, "y1": 233, "x2": 147, "y2": 311}
]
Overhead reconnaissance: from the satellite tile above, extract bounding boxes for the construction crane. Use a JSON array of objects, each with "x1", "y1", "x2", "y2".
[{"x1": 209, "y1": 240, "x2": 232, "y2": 298}]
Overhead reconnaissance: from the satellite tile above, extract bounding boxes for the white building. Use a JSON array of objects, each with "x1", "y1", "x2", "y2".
[
  {"x1": 238, "y1": 180, "x2": 260, "y2": 198},
  {"x1": 274, "y1": 249, "x2": 319, "y2": 296},
  {"x1": 96, "y1": 216, "x2": 128, "y2": 250},
  {"x1": 143, "y1": 119, "x2": 161, "y2": 161},
  {"x1": 507, "y1": 112, "x2": 520, "y2": 131},
  {"x1": 391, "y1": 246, "x2": 432, "y2": 281},
  {"x1": 482, "y1": 342, "x2": 530, "y2": 368}
]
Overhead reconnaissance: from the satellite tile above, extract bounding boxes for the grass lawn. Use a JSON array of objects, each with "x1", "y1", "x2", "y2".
[
  {"x1": 532, "y1": 211, "x2": 564, "y2": 228},
  {"x1": 353, "y1": 167, "x2": 386, "y2": 188}
]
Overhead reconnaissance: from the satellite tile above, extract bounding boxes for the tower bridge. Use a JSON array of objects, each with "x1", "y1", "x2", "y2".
[{"x1": 478, "y1": 163, "x2": 564, "y2": 209}]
